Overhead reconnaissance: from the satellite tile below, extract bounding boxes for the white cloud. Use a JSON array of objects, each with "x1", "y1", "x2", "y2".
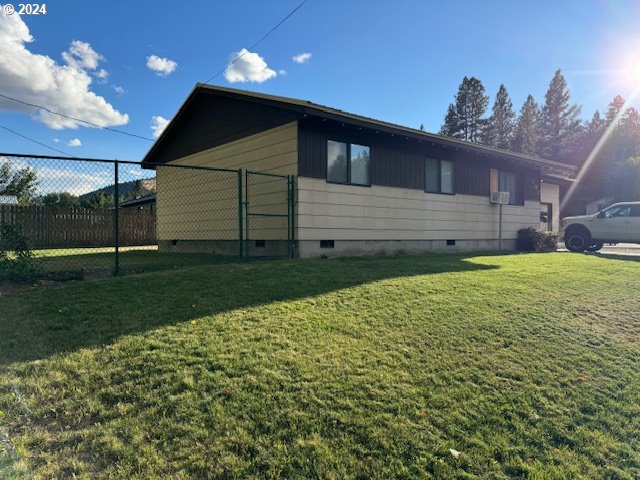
[
  {"x1": 52, "y1": 138, "x2": 60, "y2": 143},
  {"x1": 150, "y1": 115, "x2": 169, "y2": 139},
  {"x1": 128, "y1": 169, "x2": 142, "y2": 177},
  {"x1": 224, "y1": 49, "x2": 277, "y2": 83},
  {"x1": 95, "y1": 68, "x2": 108, "y2": 83},
  {"x1": 292, "y1": 52, "x2": 312, "y2": 64},
  {"x1": 2, "y1": 157, "x2": 111, "y2": 195},
  {"x1": 67, "y1": 138, "x2": 81, "y2": 147},
  {"x1": 278, "y1": 69, "x2": 287, "y2": 76},
  {"x1": 0, "y1": 13, "x2": 128, "y2": 130},
  {"x1": 62, "y1": 40, "x2": 104, "y2": 70},
  {"x1": 113, "y1": 85, "x2": 125, "y2": 95},
  {"x1": 146, "y1": 55, "x2": 177, "y2": 76}
]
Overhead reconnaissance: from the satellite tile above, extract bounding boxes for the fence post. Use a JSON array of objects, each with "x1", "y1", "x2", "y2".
[
  {"x1": 290, "y1": 176, "x2": 295, "y2": 258},
  {"x1": 114, "y1": 160, "x2": 120, "y2": 275},
  {"x1": 245, "y1": 171, "x2": 250, "y2": 258},
  {"x1": 287, "y1": 176, "x2": 292, "y2": 258},
  {"x1": 238, "y1": 169, "x2": 243, "y2": 258}
]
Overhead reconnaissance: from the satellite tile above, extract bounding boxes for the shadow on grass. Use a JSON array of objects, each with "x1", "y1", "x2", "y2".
[
  {"x1": 34, "y1": 249, "x2": 246, "y2": 279},
  {"x1": 0, "y1": 253, "x2": 498, "y2": 368}
]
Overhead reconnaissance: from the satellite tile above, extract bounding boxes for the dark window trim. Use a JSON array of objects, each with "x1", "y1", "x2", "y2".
[
  {"x1": 425, "y1": 158, "x2": 456, "y2": 195},
  {"x1": 326, "y1": 139, "x2": 371, "y2": 187}
]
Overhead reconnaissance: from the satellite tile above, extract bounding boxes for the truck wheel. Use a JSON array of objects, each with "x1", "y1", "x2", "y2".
[
  {"x1": 585, "y1": 242, "x2": 604, "y2": 252},
  {"x1": 564, "y1": 228, "x2": 590, "y2": 252}
]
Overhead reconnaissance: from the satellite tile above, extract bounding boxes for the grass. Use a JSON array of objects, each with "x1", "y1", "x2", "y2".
[
  {"x1": 0, "y1": 252, "x2": 639, "y2": 479},
  {"x1": 25, "y1": 246, "x2": 244, "y2": 278}
]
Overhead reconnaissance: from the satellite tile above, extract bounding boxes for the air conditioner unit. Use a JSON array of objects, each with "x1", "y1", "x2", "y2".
[{"x1": 490, "y1": 191, "x2": 510, "y2": 205}]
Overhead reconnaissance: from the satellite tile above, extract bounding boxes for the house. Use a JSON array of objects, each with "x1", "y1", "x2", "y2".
[
  {"x1": 119, "y1": 193, "x2": 156, "y2": 213},
  {"x1": 142, "y1": 84, "x2": 576, "y2": 258}
]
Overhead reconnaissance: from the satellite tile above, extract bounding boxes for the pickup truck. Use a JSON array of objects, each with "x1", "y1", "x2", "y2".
[{"x1": 561, "y1": 201, "x2": 640, "y2": 252}]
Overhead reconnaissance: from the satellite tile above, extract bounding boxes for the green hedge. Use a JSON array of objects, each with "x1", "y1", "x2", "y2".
[{"x1": 516, "y1": 227, "x2": 558, "y2": 253}]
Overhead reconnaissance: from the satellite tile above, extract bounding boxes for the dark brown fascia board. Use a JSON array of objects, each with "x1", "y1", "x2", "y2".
[{"x1": 144, "y1": 83, "x2": 577, "y2": 175}]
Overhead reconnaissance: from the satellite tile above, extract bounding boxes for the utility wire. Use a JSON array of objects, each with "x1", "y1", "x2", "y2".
[
  {"x1": 0, "y1": 93, "x2": 154, "y2": 142},
  {"x1": 204, "y1": 0, "x2": 310, "y2": 84},
  {"x1": 0, "y1": 124, "x2": 76, "y2": 158}
]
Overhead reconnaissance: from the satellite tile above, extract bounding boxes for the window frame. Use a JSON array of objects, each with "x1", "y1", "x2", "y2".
[
  {"x1": 424, "y1": 158, "x2": 456, "y2": 195},
  {"x1": 326, "y1": 139, "x2": 371, "y2": 187}
]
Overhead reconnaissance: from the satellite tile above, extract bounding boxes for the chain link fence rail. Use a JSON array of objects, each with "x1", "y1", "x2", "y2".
[{"x1": 0, "y1": 153, "x2": 295, "y2": 282}]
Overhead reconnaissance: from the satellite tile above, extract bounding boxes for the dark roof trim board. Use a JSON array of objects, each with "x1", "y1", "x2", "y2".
[{"x1": 142, "y1": 83, "x2": 577, "y2": 175}]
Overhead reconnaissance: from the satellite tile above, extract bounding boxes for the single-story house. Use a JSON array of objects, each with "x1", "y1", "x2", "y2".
[
  {"x1": 119, "y1": 193, "x2": 156, "y2": 212},
  {"x1": 142, "y1": 84, "x2": 576, "y2": 258}
]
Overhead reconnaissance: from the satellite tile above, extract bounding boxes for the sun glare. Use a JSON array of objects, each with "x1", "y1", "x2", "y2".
[{"x1": 630, "y1": 58, "x2": 640, "y2": 84}]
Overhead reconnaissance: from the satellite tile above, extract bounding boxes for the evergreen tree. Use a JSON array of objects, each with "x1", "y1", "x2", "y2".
[
  {"x1": 440, "y1": 104, "x2": 458, "y2": 137},
  {"x1": 483, "y1": 84, "x2": 515, "y2": 149},
  {"x1": 439, "y1": 76, "x2": 488, "y2": 143},
  {"x1": 538, "y1": 70, "x2": 581, "y2": 160},
  {"x1": 39, "y1": 192, "x2": 80, "y2": 207},
  {"x1": 511, "y1": 95, "x2": 540, "y2": 155},
  {"x1": 605, "y1": 95, "x2": 625, "y2": 125}
]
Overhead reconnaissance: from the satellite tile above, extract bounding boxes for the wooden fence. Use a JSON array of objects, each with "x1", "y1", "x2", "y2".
[{"x1": 0, "y1": 205, "x2": 156, "y2": 248}]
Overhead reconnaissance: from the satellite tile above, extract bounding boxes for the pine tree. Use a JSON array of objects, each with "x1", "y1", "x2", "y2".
[
  {"x1": 605, "y1": 95, "x2": 625, "y2": 125},
  {"x1": 483, "y1": 84, "x2": 515, "y2": 149},
  {"x1": 439, "y1": 76, "x2": 488, "y2": 143},
  {"x1": 440, "y1": 104, "x2": 459, "y2": 137},
  {"x1": 511, "y1": 95, "x2": 540, "y2": 156},
  {"x1": 538, "y1": 70, "x2": 582, "y2": 160}
]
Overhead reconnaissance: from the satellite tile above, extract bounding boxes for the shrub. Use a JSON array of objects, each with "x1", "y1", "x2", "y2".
[
  {"x1": 516, "y1": 227, "x2": 558, "y2": 253},
  {"x1": 0, "y1": 224, "x2": 41, "y2": 281}
]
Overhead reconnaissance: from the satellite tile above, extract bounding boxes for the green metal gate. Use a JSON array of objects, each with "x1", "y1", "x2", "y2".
[{"x1": 244, "y1": 171, "x2": 295, "y2": 258}]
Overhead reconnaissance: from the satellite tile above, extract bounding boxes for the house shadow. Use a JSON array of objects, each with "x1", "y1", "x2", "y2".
[{"x1": 0, "y1": 253, "x2": 499, "y2": 368}]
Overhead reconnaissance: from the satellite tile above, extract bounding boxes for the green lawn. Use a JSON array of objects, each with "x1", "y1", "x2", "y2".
[
  {"x1": 0, "y1": 252, "x2": 639, "y2": 479},
  {"x1": 27, "y1": 246, "x2": 244, "y2": 278}
]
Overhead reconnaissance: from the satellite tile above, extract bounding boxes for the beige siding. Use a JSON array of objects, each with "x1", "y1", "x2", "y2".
[
  {"x1": 157, "y1": 122, "x2": 297, "y2": 241},
  {"x1": 540, "y1": 181, "x2": 560, "y2": 232},
  {"x1": 297, "y1": 177, "x2": 541, "y2": 241}
]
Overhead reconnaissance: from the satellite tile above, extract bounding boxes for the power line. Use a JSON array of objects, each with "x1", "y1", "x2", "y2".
[
  {"x1": 204, "y1": 0, "x2": 310, "y2": 84},
  {"x1": 0, "y1": 124, "x2": 76, "y2": 158},
  {"x1": 0, "y1": 92, "x2": 155, "y2": 142}
]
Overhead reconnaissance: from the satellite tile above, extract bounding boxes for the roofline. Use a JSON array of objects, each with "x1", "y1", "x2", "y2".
[{"x1": 143, "y1": 83, "x2": 577, "y2": 174}]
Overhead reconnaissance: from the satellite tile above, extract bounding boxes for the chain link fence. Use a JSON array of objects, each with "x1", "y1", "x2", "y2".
[{"x1": 0, "y1": 154, "x2": 295, "y2": 282}]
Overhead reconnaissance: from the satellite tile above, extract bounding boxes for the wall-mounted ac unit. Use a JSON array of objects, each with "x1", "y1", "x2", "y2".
[{"x1": 490, "y1": 191, "x2": 510, "y2": 205}]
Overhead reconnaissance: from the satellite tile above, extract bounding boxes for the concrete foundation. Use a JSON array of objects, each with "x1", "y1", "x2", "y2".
[
  {"x1": 296, "y1": 239, "x2": 517, "y2": 258},
  {"x1": 158, "y1": 239, "x2": 290, "y2": 257}
]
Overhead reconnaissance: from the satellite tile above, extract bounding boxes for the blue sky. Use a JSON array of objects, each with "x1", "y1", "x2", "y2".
[{"x1": 1, "y1": 0, "x2": 640, "y2": 162}]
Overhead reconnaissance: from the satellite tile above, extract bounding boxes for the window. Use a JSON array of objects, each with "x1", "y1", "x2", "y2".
[
  {"x1": 425, "y1": 158, "x2": 455, "y2": 194},
  {"x1": 491, "y1": 169, "x2": 521, "y2": 205},
  {"x1": 320, "y1": 240, "x2": 335, "y2": 249},
  {"x1": 327, "y1": 140, "x2": 370, "y2": 186},
  {"x1": 602, "y1": 205, "x2": 632, "y2": 218}
]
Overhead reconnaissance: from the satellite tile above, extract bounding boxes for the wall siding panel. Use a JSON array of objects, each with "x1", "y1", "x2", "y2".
[
  {"x1": 157, "y1": 122, "x2": 297, "y2": 242},
  {"x1": 297, "y1": 178, "x2": 541, "y2": 242}
]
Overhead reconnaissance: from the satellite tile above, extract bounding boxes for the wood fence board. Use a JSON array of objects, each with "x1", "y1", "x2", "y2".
[{"x1": 0, "y1": 205, "x2": 156, "y2": 248}]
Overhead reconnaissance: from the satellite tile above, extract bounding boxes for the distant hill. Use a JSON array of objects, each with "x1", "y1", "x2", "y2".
[{"x1": 80, "y1": 178, "x2": 156, "y2": 201}]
